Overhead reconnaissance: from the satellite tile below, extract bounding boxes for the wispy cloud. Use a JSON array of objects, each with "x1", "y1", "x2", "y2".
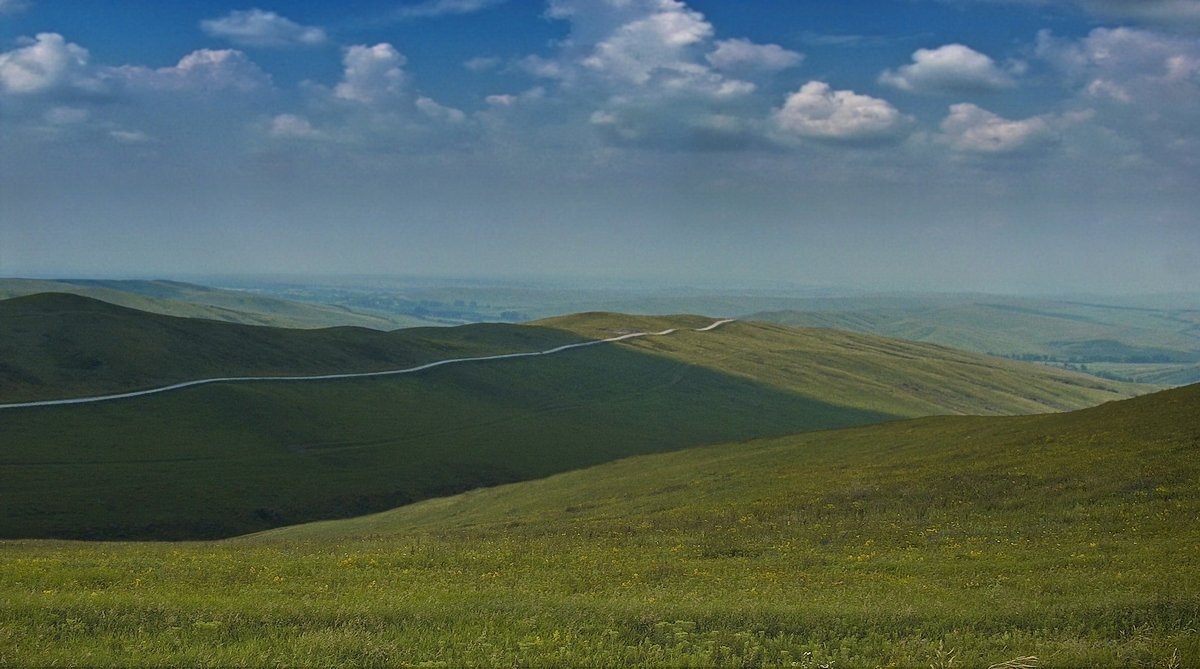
[
  {"x1": 389, "y1": 0, "x2": 506, "y2": 20},
  {"x1": 200, "y1": 9, "x2": 327, "y2": 48},
  {"x1": 0, "y1": 0, "x2": 29, "y2": 15}
]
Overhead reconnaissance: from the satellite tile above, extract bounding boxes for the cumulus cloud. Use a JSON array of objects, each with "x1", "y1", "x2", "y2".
[
  {"x1": 938, "y1": 103, "x2": 1054, "y2": 153},
  {"x1": 706, "y1": 38, "x2": 803, "y2": 72},
  {"x1": 529, "y1": 0, "x2": 793, "y2": 148},
  {"x1": 1036, "y1": 26, "x2": 1200, "y2": 164},
  {"x1": 269, "y1": 113, "x2": 322, "y2": 138},
  {"x1": 880, "y1": 44, "x2": 1017, "y2": 93},
  {"x1": 773, "y1": 81, "x2": 909, "y2": 142},
  {"x1": 113, "y1": 49, "x2": 270, "y2": 92},
  {"x1": 334, "y1": 43, "x2": 407, "y2": 103},
  {"x1": 0, "y1": 32, "x2": 96, "y2": 95},
  {"x1": 200, "y1": 9, "x2": 327, "y2": 48},
  {"x1": 415, "y1": 96, "x2": 466, "y2": 122}
]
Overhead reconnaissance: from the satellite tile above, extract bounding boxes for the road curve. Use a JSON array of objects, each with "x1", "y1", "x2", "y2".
[{"x1": 0, "y1": 319, "x2": 737, "y2": 410}]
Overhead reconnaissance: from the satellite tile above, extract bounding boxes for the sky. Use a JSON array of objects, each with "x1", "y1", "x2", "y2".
[{"x1": 1, "y1": 0, "x2": 1198, "y2": 293}]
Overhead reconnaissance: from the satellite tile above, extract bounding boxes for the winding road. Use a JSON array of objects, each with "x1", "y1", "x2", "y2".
[{"x1": 0, "y1": 319, "x2": 736, "y2": 410}]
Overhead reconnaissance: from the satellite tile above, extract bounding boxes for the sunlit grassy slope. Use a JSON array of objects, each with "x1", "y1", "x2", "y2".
[
  {"x1": 2, "y1": 385, "x2": 1195, "y2": 667},
  {"x1": 1, "y1": 302, "x2": 1149, "y2": 540},
  {"x1": 0, "y1": 279, "x2": 424, "y2": 330},
  {"x1": 538, "y1": 312, "x2": 1143, "y2": 415},
  {"x1": 752, "y1": 299, "x2": 1200, "y2": 385}
]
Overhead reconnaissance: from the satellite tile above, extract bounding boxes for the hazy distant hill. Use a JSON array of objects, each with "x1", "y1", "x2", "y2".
[
  {"x1": 752, "y1": 297, "x2": 1200, "y2": 385},
  {"x1": 0, "y1": 278, "x2": 427, "y2": 330},
  {"x1": 0, "y1": 298, "x2": 1147, "y2": 540}
]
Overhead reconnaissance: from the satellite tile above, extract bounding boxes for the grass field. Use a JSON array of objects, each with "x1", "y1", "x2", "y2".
[{"x1": 1, "y1": 384, "x2": 1195, "y2": 667}]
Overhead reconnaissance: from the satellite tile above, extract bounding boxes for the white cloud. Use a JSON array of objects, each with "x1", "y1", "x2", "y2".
[
  {"x1": 880, "y1": 44, "x2": 1016, "y2": 93},
  {"x1": 109, "y1": 129, "x2": 152, "y2": 144},
  {"x1": 938, "y1": 103, "x2": 1054, "y2": 153},
  {"x1": 486, "y1": 93, "x2": 517, "y2": 106},
  {"x1": 415, "y1": 96, "x2": 466, "y2": 123},
  {"x1": 334, "y1": 43, "x2": 407, "y2": 103},
  {"x1": 579, "y1": 1, "x2": 715, "y2": 86},
  {"x1": 113, "y1": 49, "x2": 270, "y2": 92},
  {"x1": 528, "y1": 0, "x2": 780, "y2": 149},
  {"x1": 773, "y1": 81, "x2": 909, "y2": 142},
  {"x1": 1034, "y1": 26, "x2": 1200, "y2": 168},
  {"x1": 0, "y1": 33, "x2": 94, "y2": 95},
  {"x1": 464, "y1": 56, "x2": 501, "y2": 72},
  {"x1": 392, "y1": 0, "x2": 504, "y2": 19},
  {"x1": 200, "y1": 9, "x2": 327, "y2": 48},
  {"x1": 706, "y1": 38, "x2": 803, "y2": 72},
  {"x1": 0, "y1": 0, "x2": 29, "y2": 14},
  {"x1": 269, "y1": 113, "x2": 322, "y2": 138}
]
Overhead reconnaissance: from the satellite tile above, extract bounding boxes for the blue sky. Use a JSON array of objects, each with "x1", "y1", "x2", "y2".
[{"x1": 1, "y1": 0, "x2": 1198, "y2": 293}]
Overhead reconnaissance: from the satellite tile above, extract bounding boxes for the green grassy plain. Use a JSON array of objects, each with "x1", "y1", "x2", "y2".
[{"x1": 2, "y1": 384, "x2": 1195, "y2": 667}]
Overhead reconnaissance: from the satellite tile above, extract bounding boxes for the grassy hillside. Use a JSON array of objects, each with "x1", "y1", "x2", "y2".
[
  {"x1": 0, "y1": 293, "x2": 585, "y2": 403},
  {"x1": 0, "y1": 279, "x2": 424, "y2": 330},
  {"x1": 539, "y1": 312, "x2": 1143, "y2": 416},
  {"x1": 1, "y1": 303, "x2": 1147, "y2": 540},
  {"x1": 0, "y1": 330, "x2": 889, "y2": 539},
  {"x1": 752, "y1": 298, "x2": 1200, "y2": 385},
  {"x1": 2, "y1": 385, "x2": 1195, "y2": 666}
]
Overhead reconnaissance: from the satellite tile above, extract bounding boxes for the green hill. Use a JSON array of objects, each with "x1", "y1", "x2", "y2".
[
  {"x1": 2, "y1": 385, "x2": 1195, "y2": 666},
  {"x1": 752, "y1": 298, "x2": 1200, "y2": 385},
  {"x1": 538, "y1": 312, "x2": 1143, "y2": 416},
  {"x1": 0, "y1": 278, "x2": 425, "y2": 330},
  {"x1": 0, "y1": 292, "x2": 585, "y2": 403},
  {"x1": 0, "y1": 300, "x2": 1146, "y2": 541}
]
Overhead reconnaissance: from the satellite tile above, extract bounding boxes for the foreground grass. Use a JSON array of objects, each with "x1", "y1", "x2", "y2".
[{"x1": 2, "y1": 385, "x2": 1196, "y2": 666}]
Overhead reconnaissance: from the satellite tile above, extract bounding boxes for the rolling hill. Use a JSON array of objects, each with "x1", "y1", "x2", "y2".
[
  {"x1": 2, "y1": 383, "x2": 1195, "y2": 666},
  {"x1": 538, "y1": 312, "x2": 1144, "y2": 416},
  {"x1": 0, "y1": 296, "x2": 1147, "y2": 540},
  {"x1": 0, "y1": 278, "x2": 427, "y2": 330},
  {"x1": 751, "y1": 297, "x2": 1200, "y2": 386},
  {"x1": 0, "y1": 292, "x2": 587, "y2": 403}
]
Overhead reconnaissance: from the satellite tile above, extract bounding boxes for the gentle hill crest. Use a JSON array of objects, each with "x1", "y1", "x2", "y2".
[
  {"x1": 0, "y1": 292, "x2": 586, "y2": 404},
  {"x1": 540, "y1": 312, "x2": 1144, "y2": 416},
  {"x1": 0, "y1": 278, "x2": 422, "y2": 330}
]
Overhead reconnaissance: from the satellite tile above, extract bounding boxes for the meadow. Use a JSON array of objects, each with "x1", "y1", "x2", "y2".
[{"x1": 1, "y1": 384, "x2": 1195, "y2": 667}]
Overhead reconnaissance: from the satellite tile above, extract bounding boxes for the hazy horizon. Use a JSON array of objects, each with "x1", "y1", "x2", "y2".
[{"x1": 2, "y1": 1, "x2": 1198, "y2": 294}]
